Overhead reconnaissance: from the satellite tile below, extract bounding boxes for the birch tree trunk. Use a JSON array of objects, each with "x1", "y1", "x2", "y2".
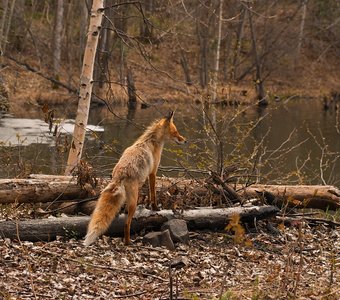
[
  {"x1": 211, "y1": 0, "x2": 223, "y2": 102},
  {"x1": 65, "y1": 0, "x2": 104, "y2": 175},
  {"x1": 78, "y1": 1, "x2": 89, "y2": 69},
  {"x1": 52, "y1": 0, "x2": 64, "y2": 81}
]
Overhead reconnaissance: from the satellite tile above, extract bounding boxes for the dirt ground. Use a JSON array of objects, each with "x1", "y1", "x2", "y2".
[{"x1": 0, "y1": 219, "x2": 339, "y2": 300}]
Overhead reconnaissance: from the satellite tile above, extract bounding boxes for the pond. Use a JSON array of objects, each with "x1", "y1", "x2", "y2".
[{"x1": 0, "y1": 98, "x2": 339, "y2": 185}]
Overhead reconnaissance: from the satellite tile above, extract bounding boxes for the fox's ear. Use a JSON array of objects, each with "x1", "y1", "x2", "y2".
[{"x1": 165, "y1": 110, "x2": 175, "y2": 121}]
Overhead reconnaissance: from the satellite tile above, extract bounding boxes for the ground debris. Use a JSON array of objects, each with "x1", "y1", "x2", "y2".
[{"x1": 0, "y1": 221, "x2": 339, "y2": 299}]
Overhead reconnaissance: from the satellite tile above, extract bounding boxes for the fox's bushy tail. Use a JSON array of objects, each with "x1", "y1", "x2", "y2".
[{"x1": 84, "y1": 182, "x2": 125, "y2": 246}]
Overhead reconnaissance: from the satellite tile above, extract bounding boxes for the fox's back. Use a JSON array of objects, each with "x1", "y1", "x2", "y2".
[{"x1": 112, "y1": 142, "x2": 154, "y2": 184}]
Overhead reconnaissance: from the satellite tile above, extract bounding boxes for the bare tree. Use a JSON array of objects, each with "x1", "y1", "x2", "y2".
[
  {"x1": 65, "y1": 0, "x2": 104, "y2": 175},
  {"x1": 52, "y1": 0, "x2": 64, "y2": 81},
  {"x1": 196, "y1": 4, "x2": 212, "y2": 88},
  {"x1": 211, "y1": 0, "x2": 223, "y2": 102},
  {"x1": 0, "y1": 0, "x2": 16, "y2": 53},
  {"x1": 247, "y1": 3, "x2": 268, "y2": 107},
  {"x1": 231, "y1": 7, "x2": 246, "y2": 81},
  {"x1": 295, "y1": 0, "x2": 308, "y2": 66}
]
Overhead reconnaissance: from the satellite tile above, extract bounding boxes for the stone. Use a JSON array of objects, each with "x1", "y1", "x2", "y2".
[
  {"x1": 161, "y1": 219, "x2": 189, "y2": 244},
  {"x1": 142, "y1": 229, "x2": 175, "y2": 250}
]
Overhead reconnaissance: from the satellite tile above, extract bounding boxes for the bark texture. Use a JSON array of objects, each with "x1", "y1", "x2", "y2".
[
  {"x1": 0, "y1": 206, "x2": 279, "y2": 242},
  {"x1": 65, "y1": 0, "x2": 104, "y2": 175}
]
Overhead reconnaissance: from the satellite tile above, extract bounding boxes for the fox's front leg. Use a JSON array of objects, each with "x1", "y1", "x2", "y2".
[{"x1": 148, "y1": 173, "x2": 158, "y2": 210}]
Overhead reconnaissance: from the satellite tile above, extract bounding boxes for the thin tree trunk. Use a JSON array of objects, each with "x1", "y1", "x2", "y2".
[
  {"x1": 79, "y1": 1, "x2": 89, "y2": 69},
  {"x1": 65, "y1": 0, "x2": 104, "y2": 175},
  {"x1": 196, "y1": 9, "x2": 209, "y2": 88},
  {"x1": 1, "y1": 0, "x2": 16, "y2": 53},
  {"x1": 119, "y1": 41, "x2": 125, "y2": 84},
  {"x1": 231, "y1": 8, "x2": 246, "y2": 81},
  {"x1": 4, "y1": 0, "x2": 16, "y2": 53},
  {"x1": 247, "y1": 4, "x2": 268, "y2": 107},
  {"x1": 0, "y1": 0, "x2": 10, "y2": 52},
  {"x1": 11, "y1": 0, "x2": 25, "y2": 51},
  {"x1": 295, "y1": 0, "x2": 307, "y2": 66},
  {"x1": 127, "y1": 67, "x2": 137, "y2": 109},
  {"x1": 179, "y1": 48, "x2": 192, "y2": 86},
  {"x1": 95, "y1": 0, "x2": 114, "y2": 90},
  {"x1": 222, "y1": 33, "x2": 231, "y2": 81},
  {"x1": 211, "y1": 0, "x2": 223, "y2": 102},
  {"x1": 52, "y1": 0, "x2": 64, "y2": 82}
]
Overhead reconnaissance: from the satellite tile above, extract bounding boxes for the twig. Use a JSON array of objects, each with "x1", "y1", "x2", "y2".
[
  {"x1": 218, "y1": 274, "x2": 227, "y2": 300},
  {"x1": 111, "y1": 287, "x2": 158, "y2": 298},
  {"x1": 293, "y1": 222, "x2": 303, "y2": 297},
  {"x1": 276, "y1": 216, "x2": 340, "y2": 227},
  {"x1": 169, "y1": 264, "x2": 173, "y2": 300}
]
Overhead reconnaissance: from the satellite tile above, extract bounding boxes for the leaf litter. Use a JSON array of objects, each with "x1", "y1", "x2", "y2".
[{"x1": 0, "y1": 220, "x2": 339, "y2": 299}]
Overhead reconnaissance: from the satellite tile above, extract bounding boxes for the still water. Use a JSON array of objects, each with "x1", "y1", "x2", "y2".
[{"x1": 0, "y1": 98, "x2": 339, "y2": 185}]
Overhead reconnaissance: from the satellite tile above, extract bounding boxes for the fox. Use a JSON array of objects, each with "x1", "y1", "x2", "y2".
[{"x1": 84, "y1": 111, "x2": 186, "y2": 246}]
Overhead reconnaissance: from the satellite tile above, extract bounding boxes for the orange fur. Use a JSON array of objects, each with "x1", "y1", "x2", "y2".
[{"x1": 84, "y1": 111, "x2": 186, "y2": 246}]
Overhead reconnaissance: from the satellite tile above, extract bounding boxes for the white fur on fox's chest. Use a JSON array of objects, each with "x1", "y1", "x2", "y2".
[{"x1": 112, "y1": 143, "x2": 163, "y2": 183}]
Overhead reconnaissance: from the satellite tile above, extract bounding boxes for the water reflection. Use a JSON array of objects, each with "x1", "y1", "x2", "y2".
[{"x1": 0, "y1": 98, "x2": 339, "y2": 185}]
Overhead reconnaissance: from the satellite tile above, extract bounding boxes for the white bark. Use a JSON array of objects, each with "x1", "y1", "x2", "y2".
[{"x1": 65, "y1": 0, "x2": 104, "y2": 175}]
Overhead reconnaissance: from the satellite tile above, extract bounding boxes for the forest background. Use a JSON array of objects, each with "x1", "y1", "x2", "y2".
[{"x1": 0, "y1": 0, "x2": 340, "y2": 111}]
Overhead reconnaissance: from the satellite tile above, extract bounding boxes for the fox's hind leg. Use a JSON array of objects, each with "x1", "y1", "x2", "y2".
[
  {"x1": 148, "y1": 173, "x2": 158, "y2": 210},
  {"x1": 124, "y1": 181, "x2": 139, "y2": 245}
]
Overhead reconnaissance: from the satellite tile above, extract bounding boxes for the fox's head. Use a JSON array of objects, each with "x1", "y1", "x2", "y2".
[{"x1": 163, "y1": 111, "x2": 187, "y2": 145}]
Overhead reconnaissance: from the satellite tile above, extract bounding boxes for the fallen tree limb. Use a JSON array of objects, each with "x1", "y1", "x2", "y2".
[
  {"x1": 0, "y1": 175, "x2": 339, "y2": 211},
  {"x1": 276, "y1": 216, "x2": 340, "y2": 228},
  {"x1": 0, "y1": 176, "x2": 89, "y2": 204},
  {"x1": 241, "y1": 184, "x2": 340, "y2": 211},
  {"x1": 0, "y1": 205, "x2": 279, "y2": 242}
]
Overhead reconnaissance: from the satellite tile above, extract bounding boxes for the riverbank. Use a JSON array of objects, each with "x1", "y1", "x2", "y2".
[{"x1": 1, "y1": 52, "x2": 338, "y2": 116}]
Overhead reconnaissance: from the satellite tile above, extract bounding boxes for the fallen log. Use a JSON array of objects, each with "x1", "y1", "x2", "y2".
[
  {"x1": 0, "y1": 205, "x2": 279, "y2": 242},
  {"x1": 242, "y1": 184, "x2": 340, "y2": 211},
  {"x1": 0, "y1": 176, "x2": 89, "y2": 204},
  {"x1": 0, "y1": 175, "x2": 339, "y2": 211}
]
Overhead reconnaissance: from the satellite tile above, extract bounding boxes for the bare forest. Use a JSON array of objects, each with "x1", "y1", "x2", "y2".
[
  {"x1": 0, "y1": 1, "x2": 340, "y2": 299},
  {"x1": 0, "y1": 0, "x2": 340, "y2": 106}
]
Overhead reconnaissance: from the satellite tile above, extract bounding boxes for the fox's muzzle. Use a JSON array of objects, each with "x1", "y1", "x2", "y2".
[{"x1": 175, "y1": 136, "x2": 187, "y2": 145}]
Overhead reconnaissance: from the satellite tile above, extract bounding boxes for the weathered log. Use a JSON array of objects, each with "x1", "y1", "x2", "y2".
[
  {"x1": 0, "y1": 176, "x2": 89, "y2": 204},
  {"x1": 0, "y1": 175, "x2": 339, "y2": 211},
  {"x1": 0, "y1": 205, "x2": 279, "y2": 242},
  {"x1": 242, "y1": 184, "x2": 340, "y2": 211}
]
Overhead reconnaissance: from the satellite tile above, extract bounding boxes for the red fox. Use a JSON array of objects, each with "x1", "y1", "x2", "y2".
[{"x1": 84, "y1": 111, "x2": 186, "y2": 246}]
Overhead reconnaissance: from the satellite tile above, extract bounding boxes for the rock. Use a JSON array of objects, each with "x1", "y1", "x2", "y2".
[
  {"x1": 170, "y1": 257, "x2": 190, "y2": 269},
  {"x1": 142, "y1": 229, "x2": 175, "y2": 250},
  {"x1": 161, "y1": 219, "x2": 189, "y2": 244}
]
